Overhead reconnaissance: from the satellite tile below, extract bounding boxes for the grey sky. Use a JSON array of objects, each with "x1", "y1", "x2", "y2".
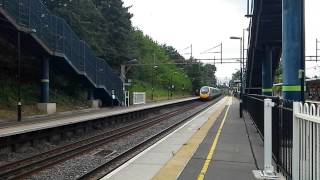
[{"x1": 123, "y1": 0, "x2": 320, "y2": 82}]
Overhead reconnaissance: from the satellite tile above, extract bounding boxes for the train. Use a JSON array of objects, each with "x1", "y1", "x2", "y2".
[{"x1": 199, "y1": 86, "x2": 222, "y2": 101}]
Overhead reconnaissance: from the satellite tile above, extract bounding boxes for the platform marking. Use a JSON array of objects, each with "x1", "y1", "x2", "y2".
[
  {"x1": 102, "y1": 97, "x2": 228, "y2": 179},
  {"x1": 197, "y1": 97, "x2": 232, "y2": 180},
  {"x1": 152, "y1": 97, "x2": 229, "y2": 180}
]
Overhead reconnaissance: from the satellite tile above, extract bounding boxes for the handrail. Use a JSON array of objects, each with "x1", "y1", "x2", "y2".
[{"x1": 0, "y1": 0, "x2": 123, "y2": 103}]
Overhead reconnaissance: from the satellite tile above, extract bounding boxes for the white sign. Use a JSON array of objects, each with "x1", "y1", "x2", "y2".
[{"x1": 133, "y1": 92, "x2": 146, "y2": 105}]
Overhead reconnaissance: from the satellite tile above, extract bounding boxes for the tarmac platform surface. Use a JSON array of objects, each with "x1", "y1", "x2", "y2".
[{"x1": 177, "y1": 98, "x2": 263, "y2": 180}]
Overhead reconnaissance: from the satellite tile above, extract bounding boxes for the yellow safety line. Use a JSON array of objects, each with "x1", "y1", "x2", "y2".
[
  {"x1": 197, "y1": 97, "x2": 232, "y2": 180},
  {"x1": 152, "y1": 97, "x2": 229, "y2": 180}
]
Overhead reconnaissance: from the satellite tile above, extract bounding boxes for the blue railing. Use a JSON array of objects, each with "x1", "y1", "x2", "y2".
[{"x1": 0, "y1": 0, "x2": 123, "y2": 103}]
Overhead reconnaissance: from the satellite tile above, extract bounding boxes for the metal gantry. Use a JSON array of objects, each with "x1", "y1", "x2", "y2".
[{"x1": 200, "y1": 43, "x2": 223, "y2": 65}]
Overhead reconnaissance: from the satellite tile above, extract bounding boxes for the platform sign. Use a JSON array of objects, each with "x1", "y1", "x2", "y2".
[{"x1": 133, "y1": 92, "x2": 146, "y2": 105}]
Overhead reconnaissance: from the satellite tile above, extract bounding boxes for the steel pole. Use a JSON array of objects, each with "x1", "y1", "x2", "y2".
[
  {"x1": 190, "y1": 44, "x2": 193, "y2": 58},
  {"x1": 40, "y1": 57, "x2": 50, "y2": 103},
  {"x1": 262, "y1": 46, "x2": 273, "y2": 96},
  {"x1": 154, "y1": 67, "x2": 157, "y2": 100},
  {"x1": 151, "y1": 67, "x2": 154, "y2": 100},
  {"x1": 247, "y1": 0, "x2": 250, "y2": 16},
  {"x1": 282, "y1": 0, "x2": 305, "y2": 101},
  {"x1": 17, "y1": 31, "x2": 22, "y2": 122},
  {"x1": 243, "y1": 29, "x2": 246, "y2": 80},
  {"x1": 167, "y1": 81, "x2": 170, "y2": 100},
  {"x1": 242, "y1": 29, "x2": 245, "y2": 93},
  {"x1": 316, "y1": 38, "x2": 318, "y2": 62},
  {"x1": 182, "y1": 84, "x2": 185, "y2": 96},
  {"x1": 240, "y1": 38, "x2": 243, "y2": 118},
  {"x1": 300, "y1": 0, "x2": 305, "y2": 102},
  {"x1": 221, "y1": 43, "x2": 223, "y2": 64},
  {"x1": 170, "y1": 73, "x2": 173, "y2": 99},
  {"x1": 120, "y1": 64, "x2": 126, "y2": 105}
]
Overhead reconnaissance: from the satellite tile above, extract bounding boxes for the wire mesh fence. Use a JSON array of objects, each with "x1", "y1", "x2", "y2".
[{"x1": 0, "y1": 0, "x2": 123, "y2": 102}]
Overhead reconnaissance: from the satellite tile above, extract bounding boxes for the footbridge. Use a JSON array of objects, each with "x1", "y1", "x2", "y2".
[
  {"x1": 0, "y1": 0, "x2": 124, "y2": 109},
  {"x1": 243, "y1": 1, "x2": 317, "y2": 180}
]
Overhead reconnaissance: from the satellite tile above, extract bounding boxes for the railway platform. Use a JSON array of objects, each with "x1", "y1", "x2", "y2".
[
  {"x1": 0, "y1": 97, "x2": 198, "y2": 138},
  {"x1": 103, "y1": 97, "x2": 264, "y2": 180}
]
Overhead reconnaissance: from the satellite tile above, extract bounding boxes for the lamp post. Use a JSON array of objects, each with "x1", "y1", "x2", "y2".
[
  {"x1": 151, "y1": 65, "x2": 158, "y2": 101},
  {"x1": 17, "y1": 30, "x2": 22, "y2": 122},
  {"x1": 242, "y1": 28, "x2": 249, "y2": 87},
  {"x1": 17, "y1": 1, "x2": 22, "y2": 122},
  {"x1": 182, "y1": 83, "x2": 185, "y2": 96},
  {"x1": 230, "y1": 36, "x2": 243, "y2": 118},
  {"x1": 316, "y1": 38, "x2": 320, "y2": 62},
  {"x1": 167, "y1": 82, "x2": 170, "y2": 100},
  {"x1": 16, "y1": 29, "x2": 36, "y2": 121},
  {"x1": 120, "y1": 59, "x2": 138, "y2": 106},
  {"x1": 9, "y1": 1, "x2": 38, "y2": 121},
  {"x1": 170, "y1": 72, "x2": 177, "y2": 99}
]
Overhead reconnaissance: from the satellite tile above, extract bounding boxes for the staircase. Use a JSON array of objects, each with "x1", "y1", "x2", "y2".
[{"x1": 0, "y1": 0, "x2": 123, "y2": 104}]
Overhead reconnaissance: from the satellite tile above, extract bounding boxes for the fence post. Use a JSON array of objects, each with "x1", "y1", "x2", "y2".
[
  {"x1": 253, "y1": 98, "x2": 281, "y2": 179},
  {"x1": 263, "y1": 98, "x2": 275, "y2": 174},
  {"x1": 292, "y1": 102, "x2": 300, "y2": 180}
]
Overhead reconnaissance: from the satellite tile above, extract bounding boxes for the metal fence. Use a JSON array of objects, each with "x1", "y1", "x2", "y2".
[
  {"x1": 293, "y1": 102, "x2": 320, "y2": 180},
  {"x1": 0, "y1": 0, "x2": 123, "y2": 102},
  {"x1": 243, "y1": 94, "x2": 293, "y2": 179}
]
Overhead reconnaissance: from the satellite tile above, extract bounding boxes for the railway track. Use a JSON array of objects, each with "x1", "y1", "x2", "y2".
[
  {"x1": 0, "y1": 101, "x2": 203, "y2": 180},
  {"x1": 78, "y1": 97, "x2": 222, "y2": 180}
]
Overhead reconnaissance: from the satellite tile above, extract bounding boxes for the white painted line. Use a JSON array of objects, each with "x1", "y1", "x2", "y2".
[{"x1": 101, "y1": 97, "x2": 227, "y2": 179}]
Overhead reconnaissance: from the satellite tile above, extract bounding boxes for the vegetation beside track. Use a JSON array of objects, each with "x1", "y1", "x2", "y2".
[{"x1": 0, "y1": 0, "x2": 218, "y2": 119}]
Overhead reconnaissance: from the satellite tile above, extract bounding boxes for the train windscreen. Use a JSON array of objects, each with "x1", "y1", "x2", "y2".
[{"x1": 200, "y1": 87, "x2": 209, "y2": 94}]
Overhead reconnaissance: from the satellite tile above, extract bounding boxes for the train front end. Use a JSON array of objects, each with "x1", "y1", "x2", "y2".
[{"x1": 200, "y1": 86, "x2": 210, "y2": 101}]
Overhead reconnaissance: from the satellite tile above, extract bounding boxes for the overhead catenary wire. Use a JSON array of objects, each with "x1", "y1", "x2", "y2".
[{"x1": 200, "y1": 43, "x2": 222, "y2": 54}]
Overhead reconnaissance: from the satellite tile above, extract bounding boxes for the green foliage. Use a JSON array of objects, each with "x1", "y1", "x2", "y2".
[
  {"x1": 0, "y1": 75, "x2": 90, "y2": 118},
  {"x1": 275, "y1": 62, "x2": 282, "y2": 83},
  {"x1": 229, "y1": 70, "x2": 241, "y2": 87},
  {"x1": 184, "y1": 61, "x2": 217, "y2": 91},
  {"x1": 126, "y1": 30, "x2": 192, "y2": 96},
  {"x1": 43, "y1": 0, "x2": 133, "y2": 66},
  {"x1": 41, "y1": 0, "x2": 217, "y2": 96},
  {"x1": 130, "y1": 80, "x2": 190, "y2": 101},
  {"x1": 0, "y1": 81, "x2": 38, "y2": 108},
  {"x1": 162, "y1": 45, "x2": 185, "y2": 61}
]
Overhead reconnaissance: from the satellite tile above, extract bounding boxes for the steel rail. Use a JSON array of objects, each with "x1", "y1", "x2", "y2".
[{"x1": 0, "y1": 102, "x2": 201, "y2": 179}]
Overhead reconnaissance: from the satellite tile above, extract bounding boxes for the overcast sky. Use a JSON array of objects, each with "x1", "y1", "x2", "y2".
[{"x1": 123, "y1": 0, "x2": 320, "y2": 83}]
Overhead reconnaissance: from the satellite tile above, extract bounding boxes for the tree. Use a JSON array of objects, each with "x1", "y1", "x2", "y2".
[
  {"x1": 42, "y1": 0, "x2": 133, "y2": 68},
  {"x1": 96, "y1": 0, "x2": 133, "y2": 66},
  {"x1": 40, "y1": 0, "x2": 216, "y2": 96},
  {"x1": 229, "y1": 70, "x2": 241, "y2": 87},
  {"x1": 162, "y1": 45, "x2": 185, "y2": 62},
  {"x1": 201, "y1": 64, "x2": 217, "y2": 86}
]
